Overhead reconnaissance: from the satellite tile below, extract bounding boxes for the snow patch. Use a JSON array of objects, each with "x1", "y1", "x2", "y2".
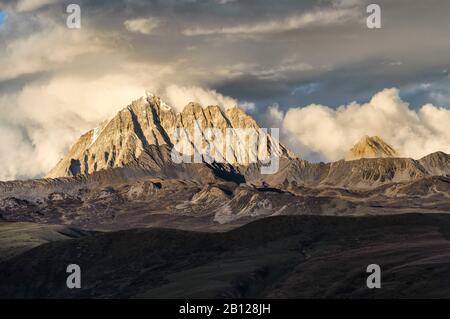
[
  {"x1": 160, "y1": 100, "x2": 172, "y2": 111},
  {"x1": 90, "y1": 121, "x2": 107, "y2": 147}
]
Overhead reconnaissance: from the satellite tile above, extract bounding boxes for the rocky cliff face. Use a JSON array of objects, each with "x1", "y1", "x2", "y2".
[
  {"x1": 346, "y1": 135, "x2": 398, "y2": 161},
  {"x1": 47, "y1": 94, "x2": 295, "y2": 179}
]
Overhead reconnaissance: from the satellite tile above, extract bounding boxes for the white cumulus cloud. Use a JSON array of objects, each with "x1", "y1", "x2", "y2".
[
  {"x1": 163, "y1": 85, "x2": 239, "y2": 112},
  {"x1": 280, "y1": 88, "x2": 450, "y2": 161}
]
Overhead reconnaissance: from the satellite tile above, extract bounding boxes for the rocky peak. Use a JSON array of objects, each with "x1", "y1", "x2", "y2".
[
  {"x1": 226, "y1": 106, "x2": 259, "y2": 129},
  {"x1": 346, "y1": 135, "x2": 398, "y2": 161},
  {"x1": 419, "y1": 151, "x2": 450, "y2": 176},
  {"x1": 46, "y1": 93, "x2": 296, "y2": 178}
]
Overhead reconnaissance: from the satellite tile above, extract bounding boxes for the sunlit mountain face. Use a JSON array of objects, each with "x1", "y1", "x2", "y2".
[{"x1": 0, "y1": 0, "x2": 450, "y2": 301}]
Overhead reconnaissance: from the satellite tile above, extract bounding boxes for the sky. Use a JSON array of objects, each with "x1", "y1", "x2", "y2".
[
  {"x1": 0, "y1": 0, "x2": 449, "y2": 180},
  {"x1": 0, "y1": 11, "x2": 6, "y2": 26}
]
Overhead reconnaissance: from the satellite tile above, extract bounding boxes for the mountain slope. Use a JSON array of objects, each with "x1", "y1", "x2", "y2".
[
  {"x1": 419, "y1": 151, "x2": 450, "y2": 176},
  {"x1": 0, "y1": 222, "x2": 91, "y2": 262},
  {"x1": 2, "y1": 215, "x2": 450, "y2": 298}
]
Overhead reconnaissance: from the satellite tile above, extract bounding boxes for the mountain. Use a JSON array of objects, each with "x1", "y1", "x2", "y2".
[
  {"x1": 47, "y1": 94, "x2": 295, "y2": 179},
  {"x1": 419, "y1": 151, "x2": 450, "y2": 176},
  {"x1": 0, "y1": 94, "x2": 449, "y2": 231},
  {"x1": 345, "y1": 135, "x2": 398, "y2": 160},
  {"x1": 45, "y1": 95, "x2": 448, "y2": 191},
  {"x1": 1, "y1": 151, "x2": 449, "y2": 231}
]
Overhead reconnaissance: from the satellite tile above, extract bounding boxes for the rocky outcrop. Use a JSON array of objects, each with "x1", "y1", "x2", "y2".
[
  {"x1": 419, "y1": 151, "x2": 450, "y2": 176},
  {"x1": 346, "y1": 135, "x2": 398, "y2": 160}
]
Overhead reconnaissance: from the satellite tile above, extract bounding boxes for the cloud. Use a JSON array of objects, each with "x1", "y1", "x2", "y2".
[
  {"x1": 124, "y1": 17, "x2": 161, "y2": 35},
  {"x1": 217, "y1": 0, "x2": 237, "y2": 4},
  {"x1": 239, "y1": 101, "x2": 256, "y2": 112},
  {"x1": 267, "y1": 103, "x2": 285, "y2": 124},
  {"x1": 183, "y1": 6, "x2": 360, "y2": 36},
  {"x1": 0, "y1": 25, "x2": 107, "y2": 81},
  {"x1": 213, "y1": 61, "x2": 313, "y2": 82},
  {"x1": 280, "y1": 88, "x2": 450, "y2": 161},
  {"x1": 16, "y1": 0, "x2": 58, "y2": 12},
  {"x1": 163, "y1": 85, "x2": 239, "y2": 112}
]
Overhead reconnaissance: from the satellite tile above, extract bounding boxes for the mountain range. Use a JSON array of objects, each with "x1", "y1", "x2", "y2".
[{"x1": 0, "y1": 94, "x2": 449, "y2": 231}]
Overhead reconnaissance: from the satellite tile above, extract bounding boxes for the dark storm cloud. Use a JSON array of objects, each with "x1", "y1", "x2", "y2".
[{"x1": 4, "y1": 0, "x2": 450, "y2": 109}]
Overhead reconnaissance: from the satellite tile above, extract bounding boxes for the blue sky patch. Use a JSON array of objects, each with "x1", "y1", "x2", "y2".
[
  {"x1": 0, "y1": 11, "x2": 7, "y2": 27},
  {"x1": 0, "y1": 11, "x2": 7, "y2": 28}
]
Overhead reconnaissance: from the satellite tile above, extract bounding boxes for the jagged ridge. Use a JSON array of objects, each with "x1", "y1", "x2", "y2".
[{"x1": 47, "y1": 94, "x2": 295, "y2": 179}]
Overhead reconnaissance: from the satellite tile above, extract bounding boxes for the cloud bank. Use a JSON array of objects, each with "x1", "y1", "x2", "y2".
[{"x1": 279, "y1": 88, "x2": 450, "y2": 161}]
